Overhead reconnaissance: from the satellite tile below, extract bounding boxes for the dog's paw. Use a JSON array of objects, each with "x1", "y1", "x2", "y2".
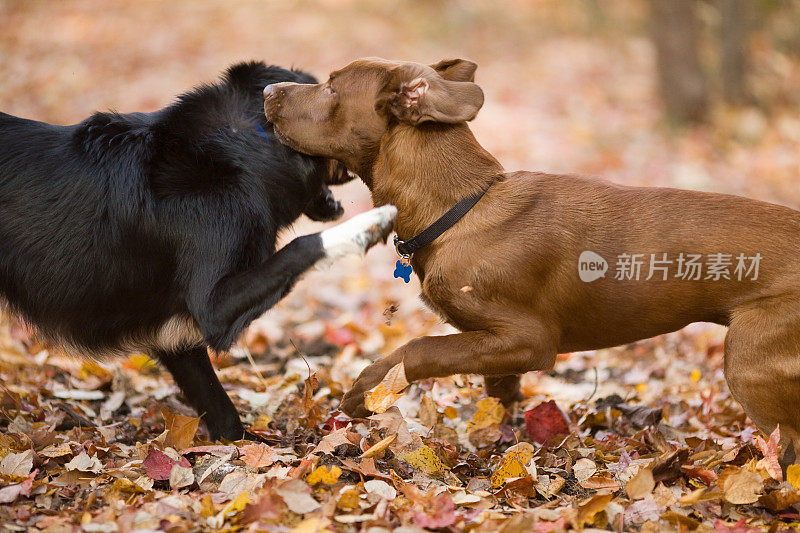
[
  {"x1": 340, "y1": 356, "x2": 399, "y2": 418},
  {"x1": 315, "y1": 205, "x2": 397, "y2": 269},
  {"x1": 304, "y1": 186, "x2": 345, "y2": 222}
]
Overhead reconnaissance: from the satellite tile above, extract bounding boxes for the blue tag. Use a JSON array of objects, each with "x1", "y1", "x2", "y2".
[
  {"x1": 255, "y1": 124, "x2": 271, "y2": 143},
  {"x1": 394, "y1": 260, "x2": 412, "y2": 283}
]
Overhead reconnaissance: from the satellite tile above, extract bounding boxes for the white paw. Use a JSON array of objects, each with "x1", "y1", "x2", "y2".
[{"x1": 316, "y1": 205, "x2": 397, "y2": 269}]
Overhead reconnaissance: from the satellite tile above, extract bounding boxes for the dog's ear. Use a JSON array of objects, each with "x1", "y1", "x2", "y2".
[
  {"x1": 385, "y1": 62, "x2": 484, "y2": 125},
  {"x1": 429, "y1": 58, "x2": 478, "y2": 82}
]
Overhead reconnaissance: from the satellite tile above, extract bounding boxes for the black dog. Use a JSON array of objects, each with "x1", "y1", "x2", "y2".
[{"x1": 0, "y1": 61, "x2": 395, "y2": 440}]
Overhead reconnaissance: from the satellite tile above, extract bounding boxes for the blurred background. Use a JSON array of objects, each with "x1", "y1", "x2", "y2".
[{"x1": 1, "y1": 0, "x2": 800, "y2": 400}]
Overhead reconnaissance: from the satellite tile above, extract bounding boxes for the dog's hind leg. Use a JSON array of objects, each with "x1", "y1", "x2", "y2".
[
  {"x1": 724, "y1": 300, "x2": 800, "y2": 473},
  {"x1": 155, "y1": 345, "x2": 248, "y2": 441},
  {"x1": 484, "y1": 375, "x2": 524, "y2": 406}
]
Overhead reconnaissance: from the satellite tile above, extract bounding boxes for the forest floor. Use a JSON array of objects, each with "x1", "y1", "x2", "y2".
[{"x1": 1, "y1": 1, "x2": 800, "y2": 531}]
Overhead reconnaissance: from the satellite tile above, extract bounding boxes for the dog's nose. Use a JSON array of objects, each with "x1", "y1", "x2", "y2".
[{"x1": 263, "y1": 84, "x2": 276, "y2": 99}]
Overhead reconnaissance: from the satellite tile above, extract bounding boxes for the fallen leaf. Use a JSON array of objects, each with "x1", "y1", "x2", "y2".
[
  {"x1": 0, "y1": 470, "x2": 35, "y2": 503},
  {"x1": 360, "y1": 434, "x2": 396, "y2": 458},
  {"x1": 524, "y1": 400, "x2": 570, "y2": 444},
  {"x1": 364, "y1": 361, "x2": 409, "y2": 414},
  {"x1": 573, "y1": 458, "x2": 597, "y2": 482},
  {"x1": 275, "y1": 479, "x2": 321, "y2": 514},
  {"x1": 491, "y1": 442, "x2": 535, "y2": 488},
  {"x1": 759, "y1": 485, "x2": 800, "y2": 511},
  {"x1": 64, "y1": 451, "x2": 102, "y2": 474},
  {"x1": 169, "y1": 463, "x2": 195, "y2": 489},
  {"x1": 0, "y1": 449, "x2": 33, "y2": 477},
  {"x1": 468, "y1": 397, "x2": 504, "y2": 432},
  {"x1": 574, "y1": 492, "x2": 612, "y2": 529},
  {"x1": 788, "y1": 464, "x2": 800, "y2": 491},
  {"x1": 402, "y1": 445, "x2": 447, "y2": 476},
  {"x1": 143, "y1": 447, "x2": 191, "y2": 481},
  {"x1": 723, "y1": 468, "x2": 763, "y2": 504},
  {"x1": 626, "y1": 464, "x2": 655, "y2": 499},
  {"x1": 240, "y1": 443, "x2": 278, "y2": 468},
  {"x1": 218, "y1": 470, "x2": 266, "y2": 498},
  {"x1": 412, "y1": 492, "x2": 456, "y2": 529},
  {"x1": 755, "y1": 425, "x2": 782, "y2": 481},
  {"x1": 306, "y1": 465, "x2": 342, "y2": 485},
  {"x1": 161, "y1": 409, "x2": 199, "y2": 450},
  {"x1": 364, "y1": 479, "x2": 396, "y2": 500}
]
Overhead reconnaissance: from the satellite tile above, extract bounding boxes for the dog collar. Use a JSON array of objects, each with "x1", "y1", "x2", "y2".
[{"x1": 392, "y1": 184, "x2": 490, "y2": 283}]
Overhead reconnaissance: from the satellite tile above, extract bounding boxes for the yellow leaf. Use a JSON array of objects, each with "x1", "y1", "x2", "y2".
[
  {"x1": 161, "y1": 409, "x2": 200, "y2": 450},
  {"x1": 336, "y1": 487, "x2": 360, "y2": 511},
  {"x1": 691, "y1": 369, "x2": 701, "y2": 383},
  {"x1": 788, "y1": 465, "x2": 800, "y2": 491},
  {"x1": 111, "y1": 478, "x2": 148, "y2": 494},
  {"x1": 306, "y1": 465, "x2": 342, "y2": 485},
  {"x1": 222, "y1": 491, "x2": 252, "y2": 516},
  {"x1": 401, "y1": 446, "x2": 446, "y2": 476},
  {"x1": 467, "y1": 397, "x2": 504, "y2": 432},
  {"x1": 574, "y1": 492, "x2": 613, "y2": 529},
  {"x1": 124, "y1": 353, "x2": 157, "y2": 371},
  {"x1": 360, "y1": 434, "x2": 397, "y2": 459},
  {"x1": 491, "y1": 442, "x2": 535, "y2": 488},
  {"x1": 200, "y1": 494, "x2": 215, "y2": 518},
  {"x1": 443, "y1": 406, "x2": 458, "y2": 419},
  {"x1": 80, "y1": 360, "x2": 111, "y2": 380},
  {"x1": 290, "y1": 518, "x2": 334, "y2": 533},
  {"x1": 364, "y1": 361, "x2": 409, "y2": 414}
]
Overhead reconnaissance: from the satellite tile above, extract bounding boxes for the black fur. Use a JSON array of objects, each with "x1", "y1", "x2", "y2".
[{"x1": 0, "y1": 61, "x2": 345, "y2": 440}]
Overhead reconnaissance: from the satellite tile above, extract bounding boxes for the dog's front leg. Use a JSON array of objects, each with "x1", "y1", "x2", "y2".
[
  {"x1": 196, "y1": 205, "x2": 396, "y2": 351},
  {"x1": 156, "y1": 345, "x2": 251, "y2": 441},
  {"x1": 341, "y1": 328, "x2": 557, "y2": 418}
]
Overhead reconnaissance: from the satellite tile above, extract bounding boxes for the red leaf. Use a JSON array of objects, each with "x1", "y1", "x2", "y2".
[
  {"x1": 412, "y1": 493, "x2": 456, "y2": 529},
  {"x1": 524, "y1": 400, "x2": 570, "y2": 444},
  {"x1": 322, "y1": 411, "x2": 351, "y2": 431},
  {"x1": 324, "y1": 324, "x2": 355, "y2": 347},
  {"x1": 143, "y1": 448, "x2": 190, "y2": 481}
]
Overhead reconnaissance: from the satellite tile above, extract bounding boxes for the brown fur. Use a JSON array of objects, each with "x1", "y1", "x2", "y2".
[{"x1": 265, "y1": 57, "x2": 800, "y2": 468}]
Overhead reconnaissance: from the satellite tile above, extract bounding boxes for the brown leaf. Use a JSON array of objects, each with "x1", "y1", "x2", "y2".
[
  {"x1": 161, "y1": 409, "x2": 199, "y2": 450},
  {"x1": 240, "y1": 443, "x2": 278, "y2": 468},
  {"x1": 626, "y1": 465, "x2": 655, "y2": 499},
  {"x1": 364, "y1": 361, "x2": 409, "y2": 414},
  {"x1": 574, "y1": 492, "x2": 612, "y2": 529},
  {"x1": 722, "y1": 468, "x2": 763, "y2": 505}
]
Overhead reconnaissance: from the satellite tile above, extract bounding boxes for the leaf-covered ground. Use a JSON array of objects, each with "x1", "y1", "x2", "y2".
[{"x1": 3, "y1": 1, "x2": 800, "y2": 531}]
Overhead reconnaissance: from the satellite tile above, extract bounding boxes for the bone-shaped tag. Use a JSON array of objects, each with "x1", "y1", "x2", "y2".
[{"x1": 394, "y1": 260, "x2": 412, "y2": 283}]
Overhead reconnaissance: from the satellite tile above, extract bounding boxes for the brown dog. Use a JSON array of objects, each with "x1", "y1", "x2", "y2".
[{"x1": 264, "y1": 57, "x2": 800, "y2": 468}]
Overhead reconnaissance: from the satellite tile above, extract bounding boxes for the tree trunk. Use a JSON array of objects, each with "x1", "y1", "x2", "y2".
[
  {"x1": 649, "y1": 0, "x2": 709, "y2": 124},
  {"x1": 719, "y1": 0, "x2": 749, "y2": 104}
]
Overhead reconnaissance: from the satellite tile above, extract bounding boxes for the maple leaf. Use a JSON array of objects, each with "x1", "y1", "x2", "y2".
[
  {"x1": 239, "y1": 443, "x2": 278, "y2": 469},
  {"x1": 754, "y1": 425, "x2": 782, "y2": 481},
  {"x1": 142, "y1": 447, "x2": 191, "y2": 481},
  {"x1": 524, "y1": 400, "x2": 570, "y2": 445}
]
